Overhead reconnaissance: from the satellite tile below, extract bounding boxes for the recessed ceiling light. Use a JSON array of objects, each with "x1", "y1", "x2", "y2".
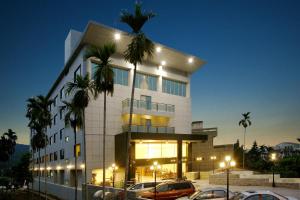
[
  {"x1": 188, "y1": 57, "x2": 194, "y2": 63},
  {"x1": 161, "y1": 61, "x2": 166, "y2": 66},
  {"x1": 156, "y1": 47, "x2": 162, "y2": 53},
  {"x1": 114, "y1": 33, "x2": 121, "y2": 40}
]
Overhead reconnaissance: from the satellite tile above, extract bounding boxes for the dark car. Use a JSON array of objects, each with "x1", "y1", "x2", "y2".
[{"x1": 140, "y1": 181, "x2": 195, "y2": 200}]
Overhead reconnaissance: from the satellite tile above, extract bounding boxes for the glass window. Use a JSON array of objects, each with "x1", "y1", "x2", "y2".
[
  {"x1": 262, "y1": 194, "x2": 279, "y2": 200},
  {"x1": 213, "y1": 190, "x2": 226, "y2": 198},
  {"x1": 54, "y1": 152, "x2": 57, "y2": 161},
  {"x1": 60, "y1": 149, "x2": 64, "y2": 160},
  {"x1": 74, "y1": 144, "x2": 81, "y2": 157},
  {"x1": 135, "y1": 73, "x2": 157, "y2": 91},
  {"x1": 54, "y1": 133, "x2": 57, "y2": 143},
  {"x1": 59, "y1": 129, "x2": 64, "y2": 140},
  {"x1": 53, "y1": 96, "x2": 58, "y2": 107},
  {"x1": 59, "y1": 107, "x2": 64, "y2": 120},
  {"x1": 74, "y1": 65, "x2": 81, "y2": 81},
  {"x1": 162, "y1": 78, "x2": 186, "y2": 97},
  {"x1": 245, "y1": 195, "x2": 260, "y2": 200},
  {"x1": 53, "y1": 114, "x2": 57, "y2": 125},
  {"x1": 60, "y1": 87, "x2": 64, "y2": 99}
]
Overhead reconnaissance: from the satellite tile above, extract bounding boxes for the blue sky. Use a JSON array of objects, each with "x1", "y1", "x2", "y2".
[{"x1": 0, "y1": 0, "x2": 299, "y2": 147}]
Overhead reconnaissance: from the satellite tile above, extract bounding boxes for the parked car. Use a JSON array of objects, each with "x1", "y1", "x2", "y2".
[
  {"x1": 176, "y1": 187, "x2": 235, "y2": 200},
  {"x1": 119, "y1": 181, "x2": 161, "y2": 199},
  {"x1": 140, "y1": 181, "x2": 195, "y2": 200},
  {"x1": 233, "y1": 190, "x2": 298, "y2": 200}
]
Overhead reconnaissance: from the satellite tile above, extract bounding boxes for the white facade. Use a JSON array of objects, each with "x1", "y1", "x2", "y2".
[{"x1": 30, "y1": 22, "x2": 205, "y2": 199}]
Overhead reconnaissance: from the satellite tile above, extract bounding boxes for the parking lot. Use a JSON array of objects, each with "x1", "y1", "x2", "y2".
[{"x1": 192, "y1": 179, "x2": 300, "y2": 198}]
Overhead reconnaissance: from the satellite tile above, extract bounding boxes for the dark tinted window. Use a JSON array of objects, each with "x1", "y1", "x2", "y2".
[
  {"x1": 131, "y1": 183, "x2": 142, "y2": 190},
  {"x1": 245, "y1": 195, "x2": 260, "y2": 200},
  {"x1": 157, "y1": 184, "x2": 169, "y2": 192},
  {"x1": 213, "y1": 190, "x2": 226, "y2": 198},
  {"x1": 144, "y1": 182, "x2": 156, "y2": 188},
  {"x1": 195, "y1": 191, "x2": 214, "y2": 200}
]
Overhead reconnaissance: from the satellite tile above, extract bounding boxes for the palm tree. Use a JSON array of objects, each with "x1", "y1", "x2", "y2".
[
  {"x1": 3, "y1": 129, "x2": 17, "y2": 183},
  {"x1": 85, "y1": 43, "x2": 116, "y2": 198},
  {"x1": 238, "y1": 112, "x2": 252, "y2": 169},
  {"x1": 120, "y1": 2, "x2": 155, "y2": 195},
  {"x1": 65, "y1": 74, "x2": 95, "y2": 200},
  {"x1": 26, "y1": 95, "x2": 52, "y2": 198}
]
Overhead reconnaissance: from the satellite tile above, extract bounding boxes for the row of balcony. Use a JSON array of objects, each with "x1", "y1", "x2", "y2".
[
  {"x1": 122, "y1": 98, "x2": 175, "y2": 113},
  {"x1": 123, "y1": 125, "x2": 175, "y2": 134}
]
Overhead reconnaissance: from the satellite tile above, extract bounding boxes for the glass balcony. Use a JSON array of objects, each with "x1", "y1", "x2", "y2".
[
  {"x1": 122, "y1": 98, "x2": 175, "y2": 113},
  {"x1": 123, "y1": 125, "x2": 175, "y2": 134}
]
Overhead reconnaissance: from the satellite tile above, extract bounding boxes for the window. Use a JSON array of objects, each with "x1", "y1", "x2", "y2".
[
  {"x1": 53, "y1": 133, "x2": 57, "y2": 143},
  {"x1": 213, "y1": 190, "x2": 226, "y2": 198},
  {"x1": 113, "y1": 67, "x2": 128, "y2": 86},
  {"x1": 60, "y1": 87, "x2": 64, "y2": 99},
  {"x1": 54, "y1": 152, "x2": 58, "y2": 161},
  {"x1": 245, "y1": 195, "x2": 260, "y2": 200},
  {"x1": 65, "y1": 136, "x2": 69, "y2": 142},
  {"x1": 135, "y1": 73, "x2": 157, "y2": 91},
  {"x1": 91, "y1": 63, "x2": 129, "y2": 86},
  {"x1": 49, "y1": 136, "x2": 52, "y2": 145},
  {"x1": 50, "y1": 153, "x2": 53, "y2": 161},
  {"x1": 59, "y1": 129, "x2": 64, "y2": 140},
  {"x1": 59, "y1": 107, "x2": 64, "y2": 120},
  {"x1": 262, "y1": 195, "x2": 279, "y2": 200},
  {"x1": 162, "y1": 78, "x2": 186, "y2": 97},
  {"x1": 48, "y1": 104, "x2": 52, "y2": 112},
  {"x1": 53, "y1": 95, "x2": 58, "y2": 107},
  {"x1": 74, "y1": 65, "x2": 81, "y2": 81},
  {"x1": 74, "y1": 144, "x2": 81, "y2": 157},
  {"x1": 60, "y1": 149, "x2": 64, "y2": 160},
  {"x1": 53, "y1": 114, "x2": 57, "y2": 126}
]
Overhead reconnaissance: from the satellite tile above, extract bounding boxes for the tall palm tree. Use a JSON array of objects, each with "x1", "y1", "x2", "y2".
[
  {"x1": 238, "y1": 112, "x2": 252, "y2": 169},
  {"x1": 85, "y1": 43, "x2": 116, "y2": 198},
  {"x1": 120, "y1": 2, "x2": 155, "y2": 195},
  {"x1": 3, "y1": 129, "x2": 17, "y2": 183},
  {"x1": 65, "y1": 74, "x2": 95, "y2": 200},
  {"x1": 26, "y1": 95, "x2": 52, "y2": 198}
]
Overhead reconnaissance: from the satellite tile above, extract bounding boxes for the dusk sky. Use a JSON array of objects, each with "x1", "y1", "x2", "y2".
[{"x1": 0, "y1": 0, "x2": 299, "y2": 147}]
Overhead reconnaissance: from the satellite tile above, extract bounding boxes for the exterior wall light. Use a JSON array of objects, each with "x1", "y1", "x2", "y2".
[
  {"x1": 188, "y1": 57, "x2": 194, "y2": 63},
  {"x1": 156, "y1": 47, "x2": 162, "y2": 53},
  {"x1": 161, "y1": 61, "x2": 166, "y2": 66},
  {"x1": 114, "y1": 33, "x2": 121, "y2": 40}
]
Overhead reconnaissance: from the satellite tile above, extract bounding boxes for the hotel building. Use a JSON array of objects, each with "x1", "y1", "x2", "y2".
[{"x1": 30, "y1": 21, "x2": 231, "y2": 199}]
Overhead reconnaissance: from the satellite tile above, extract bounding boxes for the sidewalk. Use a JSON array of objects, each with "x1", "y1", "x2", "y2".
[{"x1": 192, "y1": 179, "x2": 300, "y2": 198}]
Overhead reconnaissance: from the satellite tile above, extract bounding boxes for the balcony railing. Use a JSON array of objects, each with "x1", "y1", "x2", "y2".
[
  {"x1": 123, "y1": 125, "x2": 175, "y2": 134},
  {"x1": 122, "y1": 98, "x2": 175, "y2": 113}
]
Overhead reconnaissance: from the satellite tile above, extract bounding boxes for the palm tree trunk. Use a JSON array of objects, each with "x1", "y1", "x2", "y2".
[
  {"x1": 38, "y1": 149, "x2": 41, "y2": 199},
  {"x1": 74, "y1": 125, "x2": 78, "y2": 200},
  {"x1": 83, "y1": 111, "x2": 88, "y2": 200},
  {"x1": 243, "y1": 127, "x2": 246, "y2": 169},
  {"x1": 124, "y1": 63, "x2": 137, "y2": 199},
  {"x1": 102, "y1": 90, "x2": 107, "y2": 199},
  {"x1": 44, "y1": 146, "x2": 47, "y2": 200}
]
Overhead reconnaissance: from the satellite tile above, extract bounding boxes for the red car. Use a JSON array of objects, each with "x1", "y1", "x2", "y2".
[{"x1": 140, "y1": 181, "x2": 195, "y2": 200}]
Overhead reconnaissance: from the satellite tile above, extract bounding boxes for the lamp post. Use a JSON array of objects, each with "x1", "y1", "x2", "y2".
[
  {"x1": 150, "y1": 161, "x2": 161, "y2": 200},
  {"x1": 270, "y1": 153, "x2": 276, "y2": 187},
  {"x1": 196, "y1": 157, "x2": 203, "y2": 179},
  {"x1": 110, "y1": 163, "x2": 118, "y2": 188},
  {"x1": 210, "y1": 156, "x2": 217, "y2": 174},
  {"x1": 219, "y1": 156, "x2": 236, "y2": 200}
]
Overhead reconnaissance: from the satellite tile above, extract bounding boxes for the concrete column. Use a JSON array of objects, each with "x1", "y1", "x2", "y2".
[{"x1": 177, "y1": 139, "x2": 182, "y2": 179}]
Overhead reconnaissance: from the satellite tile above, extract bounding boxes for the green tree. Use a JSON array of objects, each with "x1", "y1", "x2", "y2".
[
  {"x1": 120, "y1": 3, "x2": 155, "y2": 195},
  {"x1": 233, "y1": 139, "x2": 243, "y2": 167},
  {"x1": 26, "y1": 95, "x2": 52, "y2": 198},
  {"x1": 238, "y1": 112, "x2": 252, "y2": 169},
  {"x1": 85, "y1": 43, "x2": 116, "y2": 198},
  {"x1": 12, "y1": 153, "x2": 33, "y2": 187},
  {"x1": 65, "y1": 74, "x2": 95, "y2": 200}
]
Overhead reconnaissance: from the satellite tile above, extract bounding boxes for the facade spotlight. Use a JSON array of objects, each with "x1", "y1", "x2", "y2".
[
  {"x1": 161, "y1": 61, "x2": 166, "y2": 66},
  {"x1": 114, "y1": 33, "x2": 121, "y2": 40},
  {"x1": 188, "y1": 57, "x2": 194, "y2": 63},
  {"x1": 156, "y1": 47, "x2": 162, "y2": 53}
]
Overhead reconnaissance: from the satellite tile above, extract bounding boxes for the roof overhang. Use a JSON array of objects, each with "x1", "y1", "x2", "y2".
[{"x1": 81, "y1": 21, "x2": 206, "y2": 73}]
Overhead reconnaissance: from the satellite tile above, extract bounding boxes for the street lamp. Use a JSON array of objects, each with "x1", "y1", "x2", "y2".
[
  {"x1": 110, "y1": 163, "x2": 118, "y2": 188},
  {"x1": 219, "y1": 155, "x2": 236, "y2": 200},
  {"x1": 150, "y1": 161, "x2": 161, "y2": 200},
  {"x1": 270, "y1": 153, "x2": 277, "y2": 187},
  {"x1": 210, "y1": 156, "x2": 217, "y2": 174},
  {"x1": 196, "y1": 157, "x2": 203, "y2": 177}
]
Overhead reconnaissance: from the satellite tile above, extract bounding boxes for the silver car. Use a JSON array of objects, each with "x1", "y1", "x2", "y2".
[
  {"x1": 234, "y1": 190, "x2": 298, "y2": 200},
  {"x1": 177, "y1": 187, "x2": 235, "y2": 200}
]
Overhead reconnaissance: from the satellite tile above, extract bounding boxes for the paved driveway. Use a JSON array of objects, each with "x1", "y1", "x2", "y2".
[{"x1": 192, "y1": 180, "x2": 300, "y2": 199}]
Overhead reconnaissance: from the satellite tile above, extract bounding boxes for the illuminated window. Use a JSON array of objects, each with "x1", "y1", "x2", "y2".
[{"x1": 74, "y1": 144, "x2": 81, "y2": 157}]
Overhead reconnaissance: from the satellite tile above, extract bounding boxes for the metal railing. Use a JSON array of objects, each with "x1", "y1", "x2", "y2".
[
  {"x1": 122, "y1": 98, "x2": 175, "y2": 113},
  {"x1": 123, "y1": 125, "x2": 175, "y2": 134}
]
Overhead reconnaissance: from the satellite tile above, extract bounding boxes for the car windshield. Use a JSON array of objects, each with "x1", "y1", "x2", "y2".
[{"x1": 233, "y1": 192, "x2": 246, "y2": 200}]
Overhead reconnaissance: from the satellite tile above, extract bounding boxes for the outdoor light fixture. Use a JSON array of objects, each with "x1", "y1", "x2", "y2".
[
  {"x1": 80, "y1": 164, "x2": 85, "y2": 169},
  {"x1": 161, "y1": 60, "x2": 166, "y2": 66},
  {"x1": 188, "y1": 57, "x2": 194, "y2": 63},
  {"x1": 56, "y1": 166, "x2": 62, "y2": 170},
  {"x1": 219, "y1": 155, "x2": 236, "y2": 200},
  {"x1": 114, "y1": 33, "x2": 121, "y2": 40},
  {"x1": 150, "y1": 161, "x2": 161, "y2": 200},
  {"x1": 47, "y1": 167, "x2": 51, "y2": 170},
  {"x1": 196, "y1": 157, "x2": 203, "y2": 161},
  {"x1": 111, "y1": 163, "x2": 118, "y2": 187},
  {"x1": 156, "y1": 46, "x2": 162, "y2": 53},
  {"x1": 67, "y1": 165, "x2": 73, "y2": 169},
  {"x1": 40, "y1": 167, "x2": 44, "y2": 171},
  {"x1": 270, "y1": 153, "x2": 277, "y2": 187}
]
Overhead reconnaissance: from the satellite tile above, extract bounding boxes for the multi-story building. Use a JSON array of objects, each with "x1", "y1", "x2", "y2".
[{"x1": 30, "y1": 21, "x2": 223, "y2": 199}]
